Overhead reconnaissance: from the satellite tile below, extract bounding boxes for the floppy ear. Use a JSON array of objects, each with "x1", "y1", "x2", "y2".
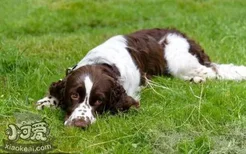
[
  {"x1": 109, "y1": 82, "x2": 139, "y2": 113},
  {"x1": 49, "y1": 80, "x2": 66, "y2": 108}
]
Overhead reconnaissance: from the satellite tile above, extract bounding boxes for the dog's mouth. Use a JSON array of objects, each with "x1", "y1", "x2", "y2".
[{"x1": 64, "y1": 102, "x2": 96, "y2": 128}]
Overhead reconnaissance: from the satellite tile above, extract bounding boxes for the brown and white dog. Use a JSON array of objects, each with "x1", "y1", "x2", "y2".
[{"x1": 36, "y1": 28, "x2": 246, "y2": 128}]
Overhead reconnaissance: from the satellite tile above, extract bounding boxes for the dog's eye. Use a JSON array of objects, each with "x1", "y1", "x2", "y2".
[
  {"x1": 94, "y1": 98, "x2": 103, "y2": 106},
  {"x1": 71, "y1": 93, "x2": 79, "y2": 100}
]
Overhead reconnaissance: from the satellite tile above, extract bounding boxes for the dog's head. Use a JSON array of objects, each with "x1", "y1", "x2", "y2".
[{"x1": 45, "y1": 64, "x2": 139, "y2": 128}]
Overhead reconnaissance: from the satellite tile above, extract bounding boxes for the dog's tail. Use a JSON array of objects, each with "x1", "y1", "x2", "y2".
[{"x1": 212, "y1": 63, "x2": 246, "y2": 81}]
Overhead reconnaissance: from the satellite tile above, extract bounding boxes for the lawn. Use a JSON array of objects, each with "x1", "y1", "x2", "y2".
[{"x1": 1, "y1": 0, "x2": 246, "y2": 153}]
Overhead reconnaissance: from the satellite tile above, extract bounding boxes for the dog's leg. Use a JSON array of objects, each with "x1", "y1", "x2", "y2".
[
  {"x1": 36, "y1": 95, "x2": 59, "y2": 110},
  {"x1": 36, "y1": 79, "x2": 65, "y2": 110},
  {"x1": 162, "y1": 33, "x2": 217, "y2": 83},
  {"x1": 177, "y1": 66, "x2": 217, "y2": 83}
]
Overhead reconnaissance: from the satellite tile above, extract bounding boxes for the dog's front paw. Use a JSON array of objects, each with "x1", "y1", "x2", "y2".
[{"x1": 36, "y1": 96, "x2": 59, "y2": 110}]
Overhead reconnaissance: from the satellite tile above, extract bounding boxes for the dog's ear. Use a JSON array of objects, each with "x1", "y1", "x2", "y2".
[
  {"x1": 49, "y1": 80, "x2": 66, "y2": 108},
  {"x1": 109, "y1": 82, "x2": 139, "y2": 113}
]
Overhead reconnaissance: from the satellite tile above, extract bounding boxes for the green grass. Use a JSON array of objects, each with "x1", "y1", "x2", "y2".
[{"x1": 1, "y1": 0, "x2": 246, "y2": 153}]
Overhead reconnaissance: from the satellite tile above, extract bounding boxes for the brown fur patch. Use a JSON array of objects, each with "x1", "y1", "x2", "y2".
[{"x1": 127, "y1": 28, "x2": 211, "y2": 72}]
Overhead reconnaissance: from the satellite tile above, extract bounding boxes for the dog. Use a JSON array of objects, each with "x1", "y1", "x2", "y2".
[{"x1": 36, "y1": 28, "x2": 246, "y2": 128}]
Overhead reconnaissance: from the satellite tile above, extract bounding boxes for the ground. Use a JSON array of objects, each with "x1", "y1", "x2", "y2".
[{"x1": 1, "y1": 0, "x2": 246, "y2": 153}]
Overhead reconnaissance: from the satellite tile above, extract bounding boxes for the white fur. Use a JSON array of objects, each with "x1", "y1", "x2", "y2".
[
  {"x1": 161, "y1": 33, "x2": 217, "y2": 83},
  {"x1": 36, "y1": 96, "x2": 59, "y2": 110},
  {"x1": 212, "y1": 63, "x2": 246, "y2": 80},
  {"x1": 161, "y1": 33, "x2": 246, "y2": 82},
  {"x1": 64, "y1": 76, "x2": 96, "y2": 126},
  {"x1": 73, "y1": 35, "x2": 141, "y2": 100}
]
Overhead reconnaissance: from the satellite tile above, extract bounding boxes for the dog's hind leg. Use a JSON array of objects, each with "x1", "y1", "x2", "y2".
[
  {"x1": 176, "y1": 66, "x2": 217, "y2": 83},
  {"x1": 160, "y1": 33, "x2": 217, "y2": 83}
]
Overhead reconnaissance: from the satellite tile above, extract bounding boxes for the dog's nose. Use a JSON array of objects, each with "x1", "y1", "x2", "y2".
[
  {"x1": 73, "y1": 119, "x2": 90, "y2": 128},
  {"x1": 64, "y1": 117, "x2": 92, "y2": 128}
]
